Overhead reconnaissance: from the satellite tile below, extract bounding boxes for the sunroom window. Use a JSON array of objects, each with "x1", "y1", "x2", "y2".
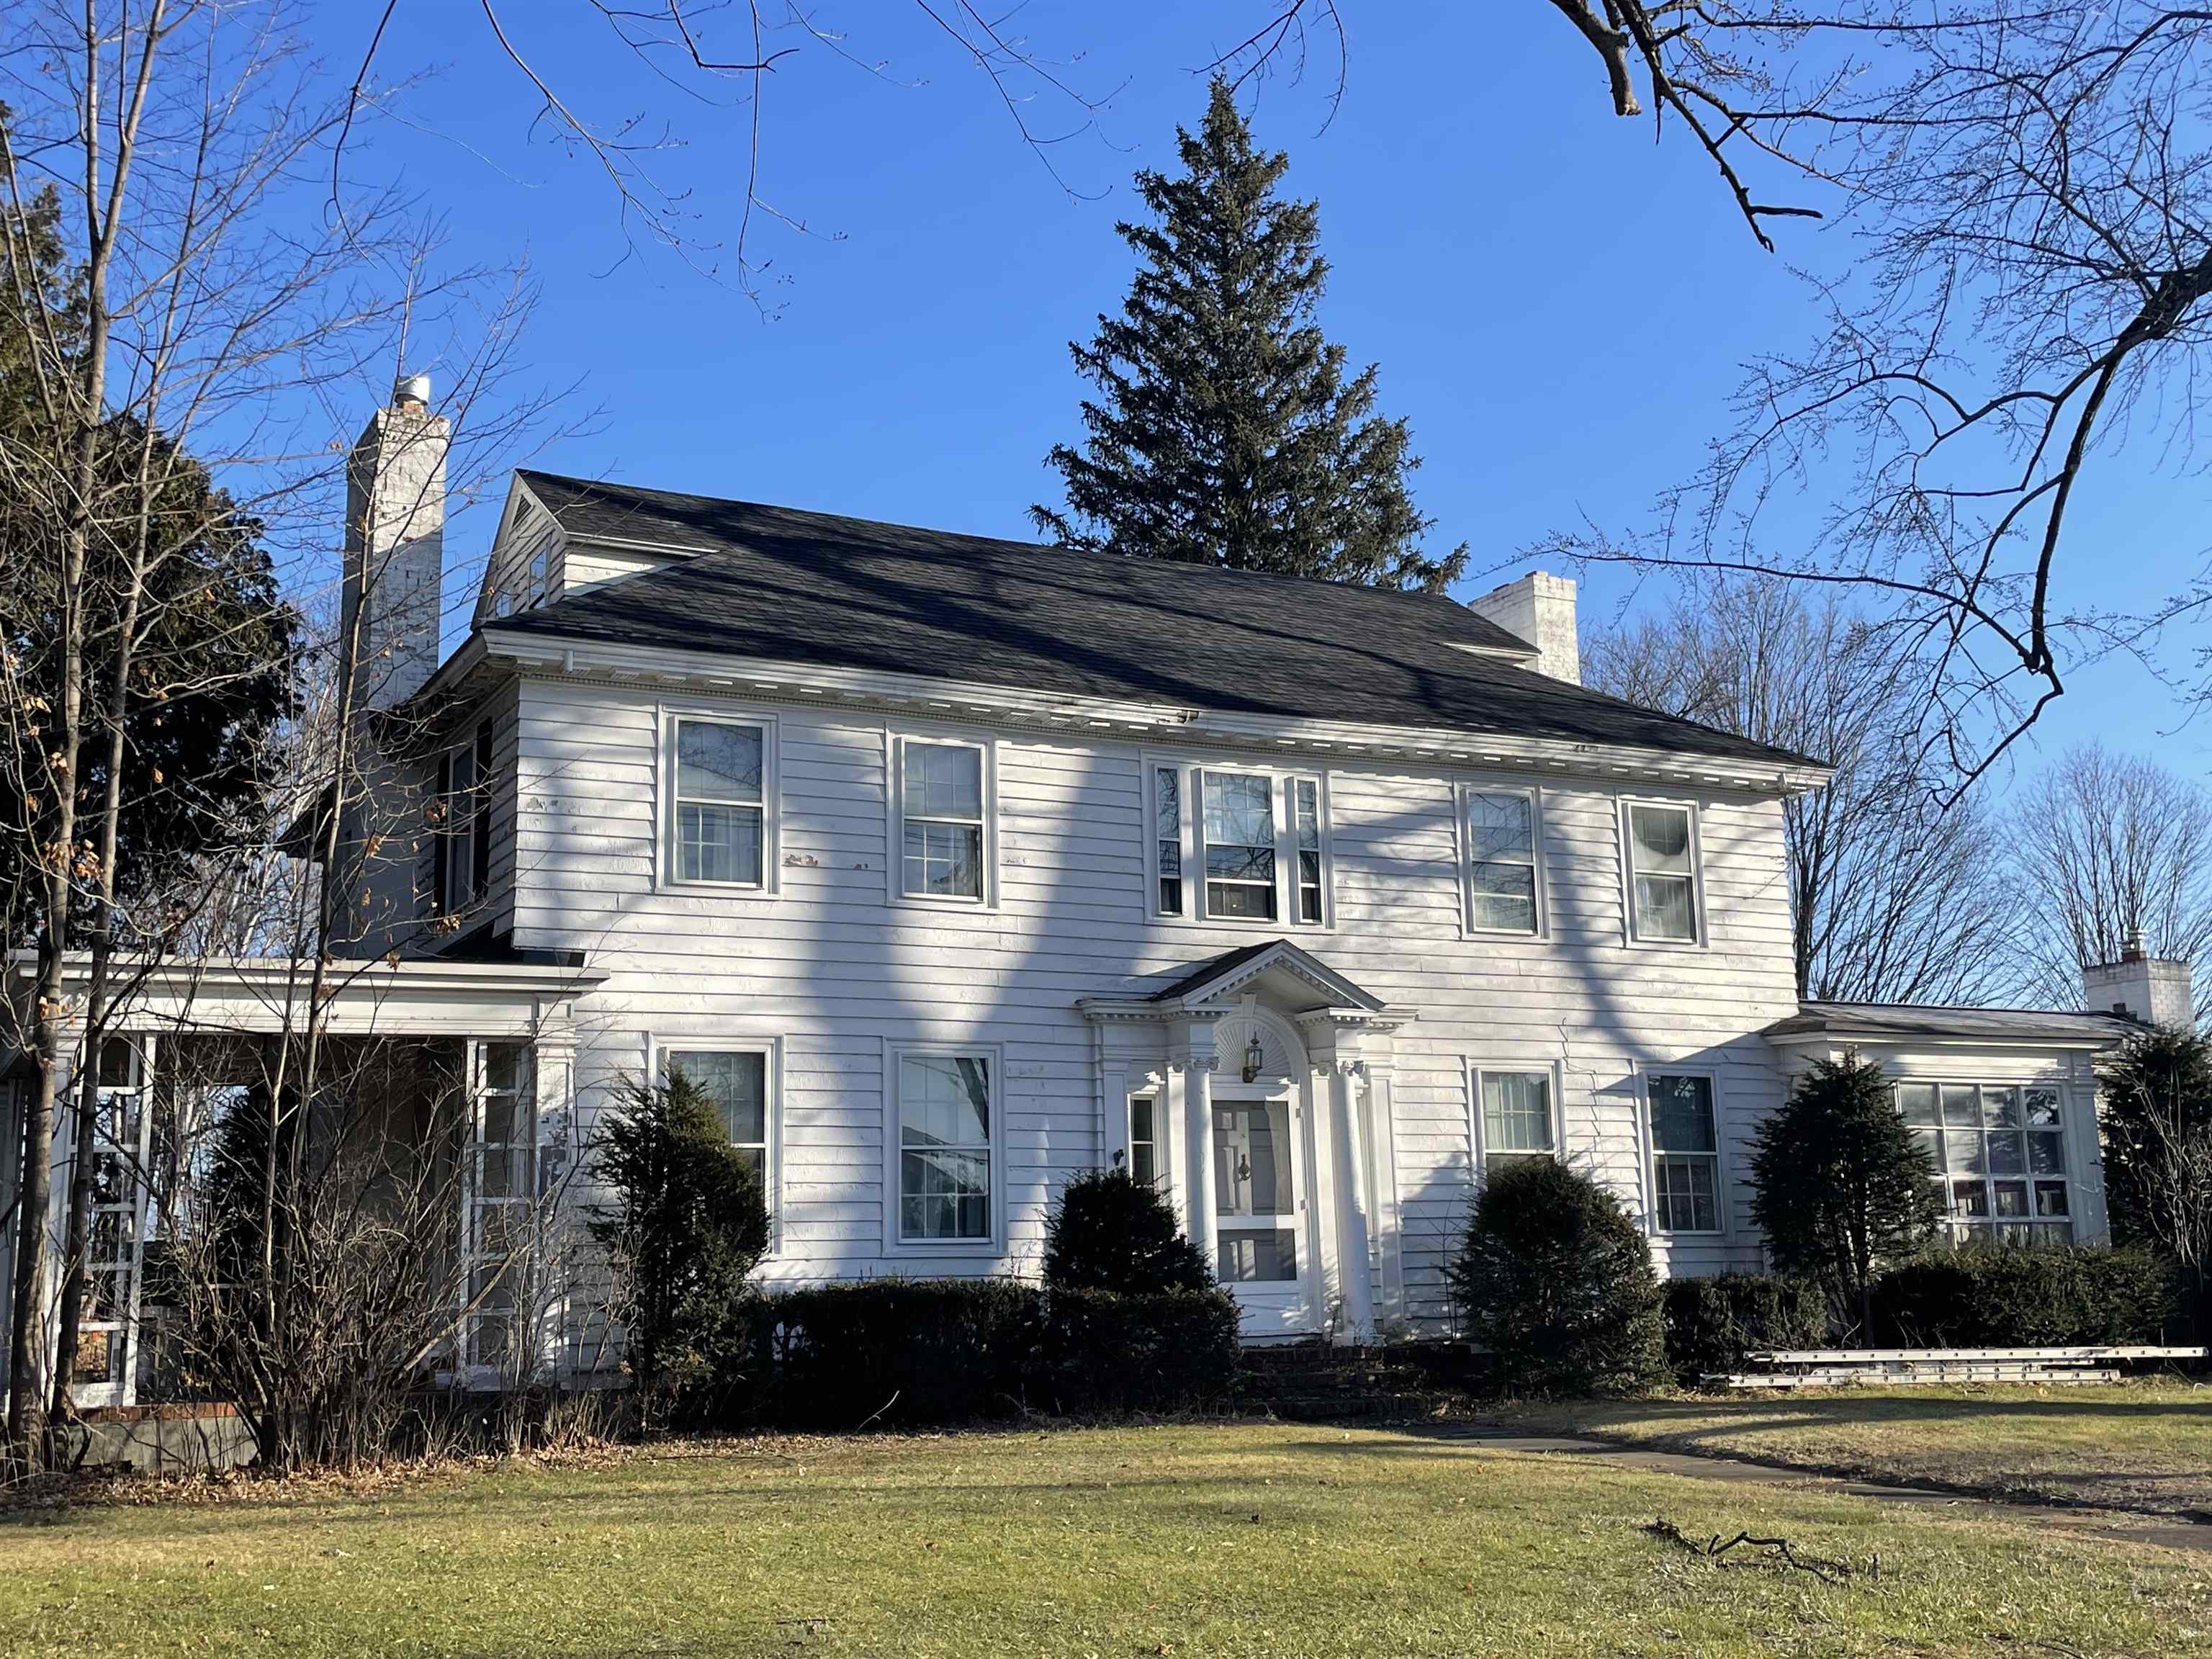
[
  {"x1": 1897, "y1": 1082, "x2": 2071, "y2": 1245},
  {"x1": 1625, "y1": 801, "x2": 1699, "y2": 943},
  {"x1": 670, "y1": 716, "x2": 766, "y2": 886}
]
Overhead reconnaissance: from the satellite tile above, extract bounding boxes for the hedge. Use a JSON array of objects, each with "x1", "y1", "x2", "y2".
[
  {"x1": 718, "y1": 1278, "x2": 1241, "y2": 1429},
  {"x1": 1662, "y1": 1272, "x2": 1828, "y2": 1385},
  {"x1": 1869, "y1": 1246, "x2": 2178, "y2": 1348}
]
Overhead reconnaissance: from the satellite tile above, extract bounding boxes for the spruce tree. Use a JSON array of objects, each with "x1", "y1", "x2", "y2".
[{"x1": 1033, "y1": 81, "x2": 1466, "y2": 593}]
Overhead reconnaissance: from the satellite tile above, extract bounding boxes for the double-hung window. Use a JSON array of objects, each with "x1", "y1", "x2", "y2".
[
  {"x1": 897, "y1": 1052, "x2": 994, "y2": 1243},
  {"x1": 1477, "y1": 1068, "x2": 1555, "y2": 1174},
  {"x1": 667, "y1": 714, "x2": 769, "y2": 888},
  {"x1": 1151, "y1": 761, "x2": 1329, "y2": 926},
  {"x1": 1624, "y1": 800, "x2": 1701, "y2": 943},
  {"x1": 665, "y1": 1047, "x2": 773, "y2": 1182},
  {"x1": 1127, "y1": 1094, "x2": 1159, "y2": 1187},
  {"x1": 1897, "y1": 1082, "x2": 2072, "y2": 1245},
  {"x1": 1203, "y1": 772, "x2": 1277, "y2": 920},
  {"x1": 1647, "y1": 1074, "x2": 1721, "y2": 1233},
  {"x1": 900, "y1": 739, "x2": 989, "y2": 902},
  {"x1": 1465, "y1": 788, "x2": 1541, "y2": 935}
]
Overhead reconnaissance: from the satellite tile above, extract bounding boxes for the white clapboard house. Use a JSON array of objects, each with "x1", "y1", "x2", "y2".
[{"x1": 4, "y1": 384, "x2": 2174, "y2": 1408}]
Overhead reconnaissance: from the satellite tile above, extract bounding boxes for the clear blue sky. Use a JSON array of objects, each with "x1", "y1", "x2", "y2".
[{"x1": 323, "y1": 1, "x2": 2208, "y2": 781}]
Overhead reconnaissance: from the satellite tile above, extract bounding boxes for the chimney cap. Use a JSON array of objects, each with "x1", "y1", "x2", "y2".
[{"x1": 392, "y1": 372, "x2": 432, "y2": 410}]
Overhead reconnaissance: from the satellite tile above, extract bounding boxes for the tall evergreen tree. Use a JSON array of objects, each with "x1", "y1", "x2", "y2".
[{"x1": 1033, "y1": 81, "x2": 1466, "y2": 593}]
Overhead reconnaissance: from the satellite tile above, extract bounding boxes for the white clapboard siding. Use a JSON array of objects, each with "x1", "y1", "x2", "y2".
[{"x1": 512, "y1": 677, "x2": 1802, "y2": 1323}]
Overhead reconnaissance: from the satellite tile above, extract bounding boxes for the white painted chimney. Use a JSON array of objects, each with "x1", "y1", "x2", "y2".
[
  {"x1": 2082, "y1": 931, "x2": 2196, "y2": 1028},
  {"x1": 341, "y1": 374, "x2": 448, "y2": 709},
  {"x1": 1467, "y1": 570, "x2": 1580, "y2": 685}
]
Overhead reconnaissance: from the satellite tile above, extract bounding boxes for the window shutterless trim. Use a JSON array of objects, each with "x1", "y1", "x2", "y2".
[
  {"x1": 649, "y1": 1033, "x2": 783, "y2": 1252},
  {"x1": 884, "y1": 1040, "x2": 1005, "y2": 1254},
  {"x1": 1457, "y1": 781, "x2": 1547, "y2": 939},
  {"x1": 1618, "y1": 794, "x2": 1707, "y2": 948},
  {"x1": 1640, "y1": 1066, "x2": 1727, "y2": 1237},
  {"x1": 1470, "y1": 1060, "x2": 1565, "y2": 1172},
  {"x1": 887, "y1": 732, "x2": 998, "y2": 910},
  {"x1": 655, "y1": 703, "x2": 780, "y2": 895},
  {"x1": 1147, "y1": 755, "x2": 1332, "y2": 930}
]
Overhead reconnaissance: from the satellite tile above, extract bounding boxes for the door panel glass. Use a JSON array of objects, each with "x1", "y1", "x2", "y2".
[
  {"x1": 1218, "y1": 1230, "x2": 1297, "y2": 1282},
  {"x1": 1214, "y1": 1101, "x2": 1291, "y2": 1217}
]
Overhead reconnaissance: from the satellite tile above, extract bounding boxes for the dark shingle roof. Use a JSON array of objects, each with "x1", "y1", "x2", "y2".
[
  {"x1": 493, "y1": 471, "x2": 1824, "y2": 770},
  {"x1": 1766, "y1": 1002, "x2": 2139, "y2": 1046}
]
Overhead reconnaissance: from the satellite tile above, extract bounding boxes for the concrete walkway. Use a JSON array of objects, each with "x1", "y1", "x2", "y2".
[{"x1": 1439, "y1": 1425, "x2": 2212, "y2": 1555}]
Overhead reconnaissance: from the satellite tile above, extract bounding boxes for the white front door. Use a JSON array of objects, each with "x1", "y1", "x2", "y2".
[{"x1": 1210, "y1": 1089, "x2": 1317, "y2": 1337}]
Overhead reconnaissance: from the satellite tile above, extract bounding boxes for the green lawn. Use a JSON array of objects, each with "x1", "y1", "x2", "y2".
[
  {"x1": 1508, "y1": 1380, "x2": 2212, "y2": 1516},
  {"x1": 4, "y1": 1422, "x2": 2207, "y2": 1658}
]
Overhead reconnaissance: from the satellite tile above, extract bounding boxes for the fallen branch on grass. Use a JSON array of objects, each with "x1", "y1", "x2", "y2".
[{"x1": 1641, "y1": 1516, "x2": 1874, "y2": 1584}]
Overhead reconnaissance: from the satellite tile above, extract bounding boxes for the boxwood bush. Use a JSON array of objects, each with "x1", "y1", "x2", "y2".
[
  {"x1": 1869, "y1": 1246, "x2": 2179, "y2": 1348},
  {"x1": 1662, "y1": 1272, "x2": 1829, "y2": 1386},
  {"x1": 716, "y1": 1276, "x2": 1241, "y2": 1429}
]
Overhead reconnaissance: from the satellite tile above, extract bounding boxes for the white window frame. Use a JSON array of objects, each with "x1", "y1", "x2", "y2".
[
  {"x1": 1146, "y1": 755, "x2": 1332, "y2": 929},
  {"x1": 1125, "y1": 1090, "x2": 1161, "y2": 1189},
  {"x1": 1619, "y1": 795, "x2": 1707, "y2": 948},
  {"x1": 1894, "y1": 1078, "x2": 2076, "y2": 1247},
  {"x1": 1641, "y1": 1067, "x2": 1726, "y2": 1237},
  {"x1": 889, "y1": 733, "x2": 997, "y2": 909},
  {"x1": 1457, "y1": 781, "x2": 1547, "y2": 939},
  {"x1": 652, "y1": 1034, "x2": 782, "y2": 1251},
  {"x1": 886, "y1": 1040, "x2": 1005, "y2": 1255},
  {"x1": 657, "y1": 705, "x2": 779, "y2": 894},
  {"x1": 1471, "y1": 1061, "x2": 1565, "y2": 1176}
]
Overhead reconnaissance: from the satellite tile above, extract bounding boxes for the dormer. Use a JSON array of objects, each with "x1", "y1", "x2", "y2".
[{"x1": 472, "y1": 471, "x2": 703, "y2": 626}]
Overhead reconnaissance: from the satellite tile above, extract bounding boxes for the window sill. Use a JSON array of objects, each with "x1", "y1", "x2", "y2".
[{"x1": 658, "y1": 878, "x2": 777, "y2": 898}]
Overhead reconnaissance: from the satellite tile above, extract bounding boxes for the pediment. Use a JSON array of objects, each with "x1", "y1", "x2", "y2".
[{"x1": 1145, "y1": 938, "x2": 1388, "y2": 1017}]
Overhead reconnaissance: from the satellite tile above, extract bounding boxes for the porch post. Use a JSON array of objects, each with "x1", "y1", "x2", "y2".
[
  {"x1": 1177, "y1": 1019, "x2": 1220, "y2": 1269},
  {"x1": 1328, "y1": 1058, "x2": 1375, "y2": 1343},
  {"x1": 530, "y1": 1012, "x2": 580, "y2": 1381}
]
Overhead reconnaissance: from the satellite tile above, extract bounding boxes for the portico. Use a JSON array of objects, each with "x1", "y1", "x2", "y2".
[{"x1": 1078, "y1": 940, "x2": 1408, "y2": 1343}]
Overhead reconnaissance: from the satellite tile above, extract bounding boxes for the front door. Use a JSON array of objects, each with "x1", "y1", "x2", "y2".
[{"x1": 1210, "y1": 1090, "x2": 1316, "y2": 1338}]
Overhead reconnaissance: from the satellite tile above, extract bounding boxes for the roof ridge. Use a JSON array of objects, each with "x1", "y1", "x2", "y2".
[{"x1": 515, "y1": 467, "x2": 1506, "y2": 621}]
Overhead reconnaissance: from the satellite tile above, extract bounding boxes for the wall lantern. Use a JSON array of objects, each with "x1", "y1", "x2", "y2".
[{"x1": 1241, "y1": 1034, "x2": 1264, "y2": 1084}]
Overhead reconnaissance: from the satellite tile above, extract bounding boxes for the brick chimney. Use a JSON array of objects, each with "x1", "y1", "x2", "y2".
[
  {"x1": 1467, "y1": 571, "x2": 1580, "y2": 685},
  {"x1": 2082, "y1": 930, "x2": 2195, "y2": 1028},
  {"x1": 341, "y1": 373, "x2": 447, "y2": 709}
]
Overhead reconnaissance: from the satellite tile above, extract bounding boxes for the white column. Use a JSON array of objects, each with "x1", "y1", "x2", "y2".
[
  {"x1": 1330, "y1": 1058, "x2": 1375, "y2": 1343},
  {"x1": 1186, "y1": 1058, "x2": 1218, "y2": 1269}
]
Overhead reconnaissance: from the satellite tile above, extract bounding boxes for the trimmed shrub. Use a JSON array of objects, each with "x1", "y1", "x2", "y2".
[
  {"x1": 742, "y1": 1278, "x2": 1046, "y2": 1429},
  {"x1": 1869, "y1": 1246, "x2": 2179, "y2": 1348},
  {"x1": 1043, "y1": 1169, "x2": 1212, "y2": 1293},
  {"x1": 1662, "y1": 1272, "x2": 1829, "y2": 1386},
  {"x1": 1447, "y1": 1159, "x2": 1666, "y2": 1396},
  {"x1": 1040, "y1": 1287, "x2": 1241, "y2": 1415}
]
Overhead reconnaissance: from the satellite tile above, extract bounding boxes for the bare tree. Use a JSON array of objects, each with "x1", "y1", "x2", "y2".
[
  {"x1": 1587, "y1": 575, "x2": 2018, "y2": 1004},
  {"x1": 2012, "y1": 742, "x2": 2212, "y2": 1017},
  {"x1": 1526, "y1": 3, "x2": 2212, "y2": 788}
]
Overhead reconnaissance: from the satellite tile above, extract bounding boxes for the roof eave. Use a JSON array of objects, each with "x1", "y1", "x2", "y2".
[{"x1": 480, "y1": 627, "x2": 1834, "y2": 793}]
